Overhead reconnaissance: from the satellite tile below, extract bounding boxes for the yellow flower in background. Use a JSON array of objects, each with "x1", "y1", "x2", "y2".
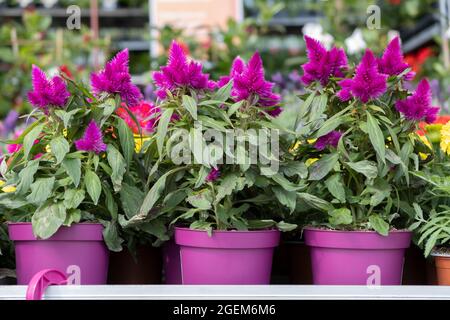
[
  {"x1": 440, "y1": 121, "x2": 450, "y2": 155},
  {"x1": 45, "y1": 144, "x2": 51, "y2": 153},
  {"x1": 305, "y1": 158, "x2": 319, "y2": 167},
  {"x1": 134, "y1": 135, "x2": 150, "y2": 153},
  {"x1": 0, "y1": 180, "x2": 5, "y2": 187},
  {"x1": 289, "y1": 139, "x2": 317, "y2": 153},
  {"x1": 63, "y1": 129, "x2": 68, "y2": 137},
  {"x1": 418, "y1": 134, "x2": 432, "y2": 150},
  {"x1": 2, "y1": 185, "x2": 16, "y2": 193},
  {"x1": 419, "y1": 152, "x2": 429, "y2": 160}
]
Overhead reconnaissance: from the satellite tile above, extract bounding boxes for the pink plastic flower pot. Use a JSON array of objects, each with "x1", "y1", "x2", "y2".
[
  {"x1": 304, "y1": 228, "x2": 412, "y2": 285},
  {"x1": 175, "y1": 227, "x2": 280, "y2": 284},
  {"x1": 8, "y1": 222, "x2": 109, "y2": 285}
]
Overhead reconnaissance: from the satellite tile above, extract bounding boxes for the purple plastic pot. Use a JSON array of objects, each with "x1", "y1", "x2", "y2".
[
  {"x1": 175, "y1": 227, "x2": 280, "y2": 284},
  {"x1": 304, "y1": 228, "x2": 412, "y2": 285},
  {"x1": 8, "y1": 222, "x2": 109, "y2": 285}
]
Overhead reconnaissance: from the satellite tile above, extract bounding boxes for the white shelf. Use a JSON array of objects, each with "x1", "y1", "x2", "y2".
[{"x1": 0, "y1": 285, "x2": 449, "y2": 300}]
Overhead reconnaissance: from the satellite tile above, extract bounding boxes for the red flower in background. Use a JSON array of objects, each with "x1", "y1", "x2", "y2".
[
  {"x1": 59, "y1": 65, "x2": 73, "y2": 79},
  {"x1": 404, "y1": 47, "x2": 434, "y2": 75},
  {"x1": 117, "y1": 101, "x2": 161, "y2": 135},
  {"x1": 417, "y1": 115, "x2": 450, "y2": 136}
]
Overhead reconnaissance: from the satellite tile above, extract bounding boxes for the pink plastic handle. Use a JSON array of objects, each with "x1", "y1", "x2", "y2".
[{"x1": 26, "y1": 269, "x2": 68, "y2": 300}]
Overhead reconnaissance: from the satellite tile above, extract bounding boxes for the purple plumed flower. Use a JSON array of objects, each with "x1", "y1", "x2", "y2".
[
  {"x1": 378, "y1": 37, "x2": 415, "y2": 80},
  {"x1": 230, "y1": 52, "x2": 280, "y2": 107},
  {"x1": 28, "y1": 65, "x2": 70, "y2": 110},
  {"x1": 337, "y1": 49, "x2": 387, "y2": 103},
  {"x1": 395, "y1": 79, "x2": 439, "y2": 123},
  {"x1": 314, "y1": 130, "x2": 342, "y2": 151},
  {"x1": 206, "y1": 167, "x2": 220, "y2": 182},
  {"x1": 74, "y1": 120, "x2": 107, "y2": 154},
  {"x1": 3, "y1": 110, "x2": 19, "y2": 135},
  {"x1": 91, "y1": 49, "x2": 142, "y2": 106},
  {"x1": 218, "y1": 56, "x2": 245, "y2": 88},
  {"x1": 153, "y1": 41, "x2": 216, "y2": 99},
  {"x1": 301, "y1": 36, "x2": 348, "y2": 86}
]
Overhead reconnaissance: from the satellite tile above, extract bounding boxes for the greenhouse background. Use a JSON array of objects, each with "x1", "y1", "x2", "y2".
[{"x1": 0, "y1": 0, "x2": 450, "y2": 301}]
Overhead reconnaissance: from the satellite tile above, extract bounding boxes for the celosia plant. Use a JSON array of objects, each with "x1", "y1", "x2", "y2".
[
  {"x1": 0, "y1": 52, "x2": 154, "y2": 251},
  {"x1": 296, "y1": 36, "x2": 437, "y2": 235},
  {"x1": 119, "y1": 41, "x2": 318, "y2": 234}
]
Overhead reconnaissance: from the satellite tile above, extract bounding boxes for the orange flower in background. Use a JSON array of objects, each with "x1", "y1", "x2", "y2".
[
  {"x1": 404, "y1": 47, "x2": 434, "y2": 75},
  {"x1": 417, "y1": 115, "x2": 450, "y2": 136}
]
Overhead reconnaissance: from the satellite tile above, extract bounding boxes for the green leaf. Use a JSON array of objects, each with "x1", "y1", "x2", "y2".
[
  {"x1": 50, "y1": 136, "x2": 70, "y2": 164},
  {"x1": 186, "y1": 190, "x2": 213, "y2": 210},
  {"x1": 140, "y1": 219, "x2": 169, "y2": 241},
  {"x1": 215, "y1": 173, "x2": 239, "y2": 204},
  {"x1": 107, "y1": 144, "x2": 126, "y2": 192},
  {"x1": 298, "y1": 192, "x2": 334, "y2": 212},
  {"x1": 26, "y1": 177, "x2": 55, "y2": 205},
  {"x1": 156, "y1": 108, "x2": 174, "y2": 158},
  {"x1": 325, "y1": 174, "x2": 346, "y2": 203},
  {"x1": 117, "y1": 117, "x2": 135, "y2": 167},
  {"x1": 328, "y1": 208, "x2": 353, "y2": 226},
  {"x1": 182, "y1": 95, "x2": 198, "y2": 120},
  {"x1": 227, "y1": 100, "x2": 244, "y2": 116},
  {"x1": 85, "y1": 170, "x2": 102, "y2": 205},
  {"x1": 63, "y1": 209, "x2": 81, "y2": 226},
  {"x1": 139, "y1": 167, "x2": 183, "y2": 216},
  {"x1": 16, "y1": 159, "x2": 39, "y2": 194},
  {"x1": 63, "y1": 189, "x2": 85, "y2": 209},
  {"x1": 213, "y1": 80, "x2": 233, "y2": 101},
  {"x1": 424, "y1": 231, "x2": 439, "y2": 257},
  {"x1": 32, "y1": 202, "x2": 66, "y2": 239},
  {"x1": 23, "y1": 124, "x2": 44, "y2": 159},
  {"x1": 281, "y1": 162, "x2": 308, "y2": 179},
  {"x1": 62, "y1": 157, "x2": 81, "y2": 187},
  {"x1": 276, "y1": 221, "x2": 297, "y2": 232},
  {"x1": 369, "y1": 214, "x2": 389, "y2": 236},
  {"x1": 273, "y1": 186, "x2": 296, "y2": 213},
  {"x1": 103, "y1": 221, "x2": 124, "y2": 252},
  {"x1": 308, "y1": 153, "x2": 339, "y2": 181},
  {"x1": 54, "y1": 108, "x2": 80, "y2": 128},
  {"x1": 103, "y1": 184, "x2": 118, "y2": 219},
  {"x1": 346, "y1": 160, "x2": 378, "y2": 179},
  {"x1": 366, "y1": 112, "x2": 385, "y2": 164},
  {"x1": 120, "y1": 183, "x2": 144, "y2": 218}
]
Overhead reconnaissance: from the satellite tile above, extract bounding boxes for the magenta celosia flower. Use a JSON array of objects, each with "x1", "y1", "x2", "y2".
[
  {"x1": 28, "y1": 65, "x2": 70, "y2": 110},
  {"x1": 337, "y1": 49, "x2": 387, "y2": 103},
  {"x1": 75, "y1": 120, "x2": 107, "y2": 154},
  {"x1": 314, "y1": 130, "x2": 342, "y2": 151},
  {"x1": 378, "y1": 37, "x2": 415, "y2": 80},
  {"x1": 395, "y1": 79, "x2": 439, "y2": 123},
  {"x1": 153, "y1": 41, "x2": 216, "y2": 99},
  {"x1": 206, "y1": 167, "x2": 220, "y2": 182},
  {"x1": 218, "y1": 56, "x2": 245, "y2": 87},
  {"x1": 301, "y1": 36, "x2": 348, "y2": 86},
  {"x1": 229, "y1": 52, "x2": 280, "y2": 107},
  {"x1": 91, "y1": 49, "x2": 142, "y2": 106}
]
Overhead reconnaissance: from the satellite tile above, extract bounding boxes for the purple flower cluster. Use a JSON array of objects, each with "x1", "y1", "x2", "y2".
[
  {"x1": 153, "y1": 41, "x2": 216, "y2": 99},
  {"x1": 28, "y1": 65, "x2": 70, "y2": 111},
  {"x1": 337, "y1": 49, "x2": 388, "y2": 103},
  {"x1": 220, "y1": 53, "x2": 281, "y2": 116},
  {"x1": 301, "y1": 35, "x2": 348, "y2": 86},
  {"x1": 395, "y1": 79, "x2": 439, "y2": 123},
  {"x1": 377, "y1": 37, "x2": 415, "y2": 80},
  {"x1": 314, "y1": 130, "x2": 342, "y2": 150},
  {"x1": 91, "y1": 49, "x2": 143, "y2": 106},
  {"x1": 75, "y1": 120, "x2": 107, "y2": 154}
]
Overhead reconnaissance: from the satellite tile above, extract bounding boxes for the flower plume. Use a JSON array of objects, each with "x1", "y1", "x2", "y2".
[
  {"x1": 28, "y1": 65, "x2": 70, "y2": 110},
  {"x1": 75, "y1": 120, "x2": 107, "y2": 154},
  {"x1": 378, "y1": 37, "x2": 415, "y2": 80},
  {"x1": 91, "y1": 49, "x2": 142, "y2": 105}
]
